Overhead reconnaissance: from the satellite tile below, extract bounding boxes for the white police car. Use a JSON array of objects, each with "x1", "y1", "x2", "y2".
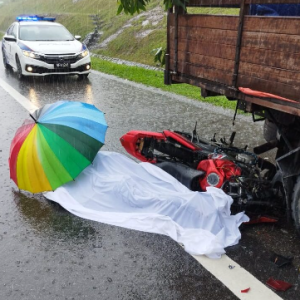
[{"x1": 2, "y1": 15, "x2": 91, "y2": 79}]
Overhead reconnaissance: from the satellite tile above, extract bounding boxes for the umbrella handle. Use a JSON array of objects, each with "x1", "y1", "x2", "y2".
[{"x1": 30, "y1": 114, "x2": 37, "y2": 123}]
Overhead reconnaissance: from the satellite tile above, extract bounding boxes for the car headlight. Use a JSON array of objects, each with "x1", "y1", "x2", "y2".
[
  {"x1": 22, "y1": 50, "x2": 41, "y2": 59},
  {"x1": 80, "y1": 50, "x2": 89, "y2": 58}
]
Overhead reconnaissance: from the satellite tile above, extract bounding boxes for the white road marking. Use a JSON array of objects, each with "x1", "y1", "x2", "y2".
[
  {"x1": 194, "y1": 254, "x2": 283, "y2": 299},
  {"x1": 0, "y1": 77, "x2": 283, "y2": 300},
  {"x1": 0, "y1": 77, "x2": 38, "y2": 113}
]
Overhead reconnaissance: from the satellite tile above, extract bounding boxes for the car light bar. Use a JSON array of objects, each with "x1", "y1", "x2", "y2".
[{"x1": 16, "y1": 15, "x2": 56, "y2": 22}]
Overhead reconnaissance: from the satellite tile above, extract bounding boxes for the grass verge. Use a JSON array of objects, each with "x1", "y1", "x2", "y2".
[{"x1": 91, "y1": 56, "x2": 238, "y2": 110}]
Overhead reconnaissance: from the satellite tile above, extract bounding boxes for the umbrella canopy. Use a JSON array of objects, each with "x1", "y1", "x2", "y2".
[{"x1": 9, "y1": 100, "x2": 108, "y2": 193}]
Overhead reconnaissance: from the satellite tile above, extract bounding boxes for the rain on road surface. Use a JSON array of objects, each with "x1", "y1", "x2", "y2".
[{"x1": 0, "y1": 57, "x2": 300, "y2": 300}]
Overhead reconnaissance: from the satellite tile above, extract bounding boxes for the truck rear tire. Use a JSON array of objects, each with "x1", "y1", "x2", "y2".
[
  {"x1": 271, "y1": 171, "x2": 288, "y2": 216},
  {"x1": 292, "y1": 176, "x2": 300, "y2": 236}
]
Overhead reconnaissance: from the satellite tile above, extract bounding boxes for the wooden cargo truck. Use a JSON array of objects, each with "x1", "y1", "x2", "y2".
[{"x1": 164, "y1": 0, "x2": 300, "y2": 232}]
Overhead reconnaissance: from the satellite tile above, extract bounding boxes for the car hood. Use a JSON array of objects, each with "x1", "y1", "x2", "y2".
[{"x1": 20, "y1": 40, "x2": 84, "y2": 54}]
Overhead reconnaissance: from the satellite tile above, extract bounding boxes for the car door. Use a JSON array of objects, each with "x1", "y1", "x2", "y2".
[
  {"x1": 3, "y1": 23, "x2": 17, "y2": 68},
  {"x1": 10, "y1": 23, "x2": 19, "y2": 69},
  {"x1": 2, "y1": 24, "x2": 13, "y2": 65}
]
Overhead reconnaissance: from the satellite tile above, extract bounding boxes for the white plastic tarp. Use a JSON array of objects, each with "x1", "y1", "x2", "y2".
[{"x1": 45, "y1": 151, "x2": 248, "y2": 258}]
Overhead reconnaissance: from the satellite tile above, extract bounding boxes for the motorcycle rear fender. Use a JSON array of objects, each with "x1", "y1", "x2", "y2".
[{"x1": 120, "y1": 130, "x2": 166, "y2": 162}]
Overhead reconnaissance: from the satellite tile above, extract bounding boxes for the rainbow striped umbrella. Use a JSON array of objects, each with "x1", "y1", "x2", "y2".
[{"x1": 9, "y1": 101, "x2": 108, "y2": 193}]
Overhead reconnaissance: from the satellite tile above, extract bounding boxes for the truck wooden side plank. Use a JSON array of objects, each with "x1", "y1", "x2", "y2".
[{"x1": 165, "y1": 0, "x2": 300, "y2": 116}]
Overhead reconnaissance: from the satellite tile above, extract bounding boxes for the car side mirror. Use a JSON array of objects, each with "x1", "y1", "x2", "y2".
[
  {"x1": 4, "y1": 35, "x2": 16, "y2": 42},
  {"x1": 74, "y1": 35, "x2": 81, "y2": 41}
]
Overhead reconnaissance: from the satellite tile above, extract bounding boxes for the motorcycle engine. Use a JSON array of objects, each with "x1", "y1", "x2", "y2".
[
  {"x1": 206, "y1": 172, "x2": 220, "y2": 187},
  {"x1": 235, "y1": 153, "x2": 256, "y2": 164}
]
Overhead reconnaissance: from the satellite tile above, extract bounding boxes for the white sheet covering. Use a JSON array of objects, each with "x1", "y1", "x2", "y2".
[{"x1": 45, "y1": 151, "x2": 249, "y2": 258}]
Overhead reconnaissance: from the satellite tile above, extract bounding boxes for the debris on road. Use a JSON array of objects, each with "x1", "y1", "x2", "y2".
[
  {"x1": 266, "y1": 278, "x2": 293, "y2": 291},
  {"x1": 245, "y1": 216, "x2": 278, "y2": 225},
  {"x1": 270, "y1": 252, "x2": 294, "y2": 268}
]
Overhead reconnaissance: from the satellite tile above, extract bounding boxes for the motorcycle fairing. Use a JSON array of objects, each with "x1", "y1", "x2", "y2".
[
  {"x1": 120, "y1": 130, "x2": 202, "y2": 163},
  {"x1": 163, "y1": 130, "x2": 201, "y2": 151},
  {"x1": 120, "y1": 130, "x2": 166, "y2": 162},
  {"x1": 197, "y1": 159, "x2": 242, "y2": 191}
]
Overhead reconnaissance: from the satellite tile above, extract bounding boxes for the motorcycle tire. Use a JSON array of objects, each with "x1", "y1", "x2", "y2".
[{"x1": 291, "y1": 176, "x2": 300, "y2": 236}]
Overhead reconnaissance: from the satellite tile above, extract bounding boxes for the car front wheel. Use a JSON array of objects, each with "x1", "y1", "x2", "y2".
[
  {"x1": 15, "y1": 55, "x2": 24, "y2": 80},
  {"x1": 2, "y1": 50, "x2": 10, "y2": 69},
  {"x1": 78, "y1": 73, "x2": 89, "y2": 80}
]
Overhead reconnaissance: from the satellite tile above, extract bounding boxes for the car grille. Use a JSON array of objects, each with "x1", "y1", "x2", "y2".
[
  {"x1": 38, "y1": 54, "x2": 82, "y2": 64},
  {"x1": 25, "y1": 63, "x2": 90, "y2": 74}
]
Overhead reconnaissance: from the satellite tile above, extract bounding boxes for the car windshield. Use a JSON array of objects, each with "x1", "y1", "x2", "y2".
[{"x1": 19, "y1": 24, "x2": 74, "y2": 41}]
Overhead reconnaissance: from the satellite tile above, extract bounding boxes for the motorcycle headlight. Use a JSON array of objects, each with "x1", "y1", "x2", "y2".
[
  {"x1": 22, "y1": 50, "x2": 41, "y2": 60},
  {"x1": 80, "y1": 50, "x2": 89, "y2": 58}
]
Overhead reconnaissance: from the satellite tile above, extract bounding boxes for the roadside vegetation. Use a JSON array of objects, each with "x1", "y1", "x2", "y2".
[{"x1": 91, "y1": 56, "x2": 237, "y2": 110}]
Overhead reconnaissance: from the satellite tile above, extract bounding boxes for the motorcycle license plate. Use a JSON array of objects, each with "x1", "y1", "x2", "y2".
[{"x1": 55, "y1": 62, "x2": 69, "y2": 68}]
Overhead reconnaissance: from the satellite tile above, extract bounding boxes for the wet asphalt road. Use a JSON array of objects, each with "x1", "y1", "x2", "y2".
[{"x1": 1, "y1": 59, "x2": 300, "y2": 300}]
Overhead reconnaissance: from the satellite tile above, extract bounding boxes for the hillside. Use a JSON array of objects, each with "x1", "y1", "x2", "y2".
[{"x1": 0, "y1": 1, "x2": 239, "y2": 67}]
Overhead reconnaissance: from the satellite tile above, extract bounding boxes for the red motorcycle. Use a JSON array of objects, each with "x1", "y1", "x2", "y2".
[{"x1": 120, "y1": 124, "x2": 284, "y2": 215}]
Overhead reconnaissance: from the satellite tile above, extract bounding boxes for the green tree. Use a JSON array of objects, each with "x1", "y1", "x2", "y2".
[
  {"x1": 117, "y1": 0, "x2": 187, "y2": 66},
  {"x1": 117, "y1": 0, "x2": 187, "y2": 15}
]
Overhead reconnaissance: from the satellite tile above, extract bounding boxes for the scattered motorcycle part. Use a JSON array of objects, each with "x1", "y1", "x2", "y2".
[
  {"x1": 266, "y1": 278, "x2": 292, "y2": 291},
  {"x1": 269, "y1": 252, "x2": 293, "y2": 268},
  {"x1": 241, "y1": 287, "x2": 250, "y2": 293},
  {"x1": 244, "y1": 216, "x2": 278, "y2": 225}
]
